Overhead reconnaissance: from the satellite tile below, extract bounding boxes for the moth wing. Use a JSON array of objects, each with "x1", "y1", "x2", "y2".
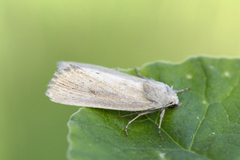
[
  {"x1": 46, "y1": 64, "x2": 154, "y2": 111},
  {"x1": 57, "y1": 61, "x2": 145, "y2": 83}
]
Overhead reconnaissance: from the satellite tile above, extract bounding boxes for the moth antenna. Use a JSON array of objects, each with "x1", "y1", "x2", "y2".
[{"x1": 175, "y1": 87, "x2": 191, "y2": 93}]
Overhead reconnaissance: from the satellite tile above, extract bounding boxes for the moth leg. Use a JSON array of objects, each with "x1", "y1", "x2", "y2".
[
  {"x1": 135, "y1": 68, "x2": 148, "y2": 79},
  {"x1": 116, "y1": 67, "x2": 120, "y2": 72},
  {"x1": 125, "y1": 110, "x2": 156, "y2": 136},
  {"x1": 116, "y1": 112, "x2": 140, "y2": 118},
  {"x1": 174, "y1": 87, "x2": 191, "y2": 93},
  {"x1": 159, "y1": 109, "x2": 166, "y2": 140}
]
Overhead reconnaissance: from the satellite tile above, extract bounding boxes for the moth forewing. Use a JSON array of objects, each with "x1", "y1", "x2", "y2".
[
  {"x1": 46, "y1": 61, "x2": 190, "y2": 140},
  {"x1": 57, "y1": 61, "x2": 146, "y2": 83},
  {"x1": 46, "y1": 64, "x2": 153, "y2": 111}
]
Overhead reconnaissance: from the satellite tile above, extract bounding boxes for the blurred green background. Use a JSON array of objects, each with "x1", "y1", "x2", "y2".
[{"x1": 1, "y1": 0, "x2": 240, "y2": 160}]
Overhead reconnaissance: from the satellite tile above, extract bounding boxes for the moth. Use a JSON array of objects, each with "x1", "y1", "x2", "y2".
[{"x1": 46, "y1": 61, "x2": 190, "y2": 140}]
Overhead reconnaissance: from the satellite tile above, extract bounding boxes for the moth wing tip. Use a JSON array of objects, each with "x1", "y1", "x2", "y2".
[{"x1": 45, "y1": 87, "x2": 56, "y2": 101}]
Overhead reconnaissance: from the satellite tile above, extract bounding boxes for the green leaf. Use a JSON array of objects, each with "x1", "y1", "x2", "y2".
[{"x1": 67, "y1": 57, "x2": 240, "y2": 160}]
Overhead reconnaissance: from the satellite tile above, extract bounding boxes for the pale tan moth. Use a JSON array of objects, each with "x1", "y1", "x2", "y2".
[{"x1": 46, "y1": 61, "x2": 190, "y2": 140}]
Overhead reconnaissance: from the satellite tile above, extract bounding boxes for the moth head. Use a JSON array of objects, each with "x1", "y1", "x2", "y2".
[
  {"x1": 168, "y1": 90, "x2": 179, "y2": 104},
  {"x1": 165, "y1": 89, "x2": 180, "y2": 109},
  {"x1": 168, "y1": 102, "x2": 182, "y2": 109}
]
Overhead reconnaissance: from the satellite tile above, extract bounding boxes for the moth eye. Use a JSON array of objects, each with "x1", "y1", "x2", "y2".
[{"x1": 170, "y1": 102, "x2": 173, "y2": 104}]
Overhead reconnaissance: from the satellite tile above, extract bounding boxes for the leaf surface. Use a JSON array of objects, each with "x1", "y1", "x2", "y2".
[{"x1": 67, "y1": 57, "x2": 240, "y2": 160}]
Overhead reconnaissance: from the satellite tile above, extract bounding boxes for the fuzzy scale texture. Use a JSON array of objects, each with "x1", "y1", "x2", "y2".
[{"x1": 46, "y1": 62, "x2": 179, "y2": 111}]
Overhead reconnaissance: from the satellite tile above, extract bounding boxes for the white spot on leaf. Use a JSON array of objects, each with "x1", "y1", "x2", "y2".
[
  {"x1": 159, "y1": 153, "x2": 165, "y2": 158},
  {"x1": 186, "y1": 74, "x2": 192, "y2": 79},
  {"x1": 224, "y1": 72, "x2": 230, "y2": 77},
  {"x1": 203, "y1": 100, "x2": 206, "y2": 104},
  {"x1": 213, "y1": 132, "x2": 215, "y2": 134}
]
